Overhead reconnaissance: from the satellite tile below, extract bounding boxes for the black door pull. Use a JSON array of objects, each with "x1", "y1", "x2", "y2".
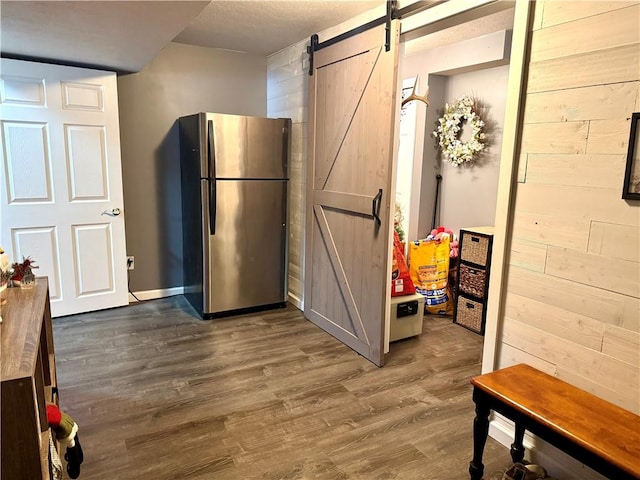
[{"x1": 372, "y1": 188, "x2": 382, "y2": 227}]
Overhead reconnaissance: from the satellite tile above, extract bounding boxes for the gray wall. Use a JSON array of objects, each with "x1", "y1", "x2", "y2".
[
  {"x1": 440, "y1": 64, "x2": 509, "y2": 236},
  {"x1": 117, "y1": 42, "x2": 267, "y2": 292},
  {"x1": 418, "y1": 74, "x2": 446, "y2": 238}
]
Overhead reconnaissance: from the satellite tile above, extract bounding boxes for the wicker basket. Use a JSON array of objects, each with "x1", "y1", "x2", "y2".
[
  {"x1": 459, "y1": 264, "x2": 487, "y2": 299},
  {"x1": 461, "y1": 232, "x2": 490, "y2": 266},
  {"x1": 455, "y1": 295, "x2": 485, "y2": 334}
]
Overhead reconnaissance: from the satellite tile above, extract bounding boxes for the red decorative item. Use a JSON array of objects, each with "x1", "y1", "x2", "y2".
[
  {"x1": 46, "y1": 404, "x2": 62, "y2": 426},
  {"x1": 46, "y1": 403, "x2": 84, "y2": 479},
  {"x1": 391, "y1": 230, "x2": 416, "y2": 297},
  {"x1": 10, "y1": 256, "x2": 37, "y2": 282}
]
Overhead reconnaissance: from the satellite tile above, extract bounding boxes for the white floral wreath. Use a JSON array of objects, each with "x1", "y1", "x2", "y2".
[{"x1": 433, "y1": 96, "x2": 486, "y2": 166}]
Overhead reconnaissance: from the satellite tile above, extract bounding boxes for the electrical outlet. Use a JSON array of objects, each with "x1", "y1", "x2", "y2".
[{"x1": 127, "y1": 256, "x2": 135, "y2": 270}]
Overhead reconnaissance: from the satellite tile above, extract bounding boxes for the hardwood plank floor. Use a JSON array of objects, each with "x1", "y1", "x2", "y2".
[{"x1": 53, "y1": 296, "x2": 512, "y2": 479}]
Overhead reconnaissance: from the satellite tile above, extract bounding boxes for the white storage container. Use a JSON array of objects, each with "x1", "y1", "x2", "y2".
[{"x1": 389, "y1": 293, "x2": 425, "y2": 342}]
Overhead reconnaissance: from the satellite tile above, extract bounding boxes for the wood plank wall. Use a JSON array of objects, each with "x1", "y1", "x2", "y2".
[
  {"x1": 498, "y1": 0, "x2": 640, "y2": 414},
  {"x1": 267, "y1": 42, "x2": 309, "y2": 308}
]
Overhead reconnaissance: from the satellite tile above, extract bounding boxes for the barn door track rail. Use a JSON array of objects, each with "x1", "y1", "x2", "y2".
[{"x1": 307, "y1": 0, "x2": 443, "y2": 75}]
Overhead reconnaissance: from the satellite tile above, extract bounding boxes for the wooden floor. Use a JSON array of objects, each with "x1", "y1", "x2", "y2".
[{"x1": 53, "y1": 296, "x2": 512, "y2": 480}]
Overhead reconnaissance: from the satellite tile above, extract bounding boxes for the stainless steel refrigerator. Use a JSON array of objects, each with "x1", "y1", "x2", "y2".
[{"x1": 178, "y1": 112, "x2": 290, "y2": 319}]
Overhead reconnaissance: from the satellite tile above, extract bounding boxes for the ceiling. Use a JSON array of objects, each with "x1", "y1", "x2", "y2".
[
  {"x1": 0, "y1": 0, "x2": 384, "y2": 72},
  {"x1": 174, "y1": 1, "x2": 384, "y2": 56},
  {"x1": 0, "y1": 1, "x2": 210, "y2": 72}
]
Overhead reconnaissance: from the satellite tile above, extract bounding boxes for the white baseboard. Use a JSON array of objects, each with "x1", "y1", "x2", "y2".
[
  {"x1": 129, "y1": 287, "x2": 304, "y2": 311},
  {"x1": 128, "y1": 286, "x2": 184, "y2": 303},
  {"x1": 489, "y1": 416, "x2": 606, "y2": 480},
  {"x1": 288, "y1": 291, "x2": 303, "y2": 311}
]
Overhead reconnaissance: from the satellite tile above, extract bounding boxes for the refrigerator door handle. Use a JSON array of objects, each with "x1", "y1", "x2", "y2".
[
  {"x1": 208, "y1": 120, "x2": 217, "y2": 235},
  {"x1": 209, "y1": 179, "x2": 217, "y2": 235},
  {"x1": 207, "y1": 119, "x2": 216, "y2": 180}
]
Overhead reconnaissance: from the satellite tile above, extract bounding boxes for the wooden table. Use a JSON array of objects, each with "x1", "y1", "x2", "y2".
[{"x1": 469, "y1": 363, "x2": 640, "y2": 480}]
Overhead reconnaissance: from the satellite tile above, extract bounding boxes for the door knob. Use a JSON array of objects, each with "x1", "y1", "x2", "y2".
[{"x1": 103, "y1": 208, "x2": 121, "y2": 216}]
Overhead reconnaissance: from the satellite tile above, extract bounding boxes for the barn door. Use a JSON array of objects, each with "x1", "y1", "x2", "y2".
[
  {"x1": 0, "y1": 59, "x2": 128, "y2": 317},
  {"x1": 304, "y1": 21, "x2": 400, "y2": 366}
]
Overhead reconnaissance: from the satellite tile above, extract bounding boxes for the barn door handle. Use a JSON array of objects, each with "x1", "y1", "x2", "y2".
[{"x1": 372, "y1": 189, "x2": 382, "y2": 227}]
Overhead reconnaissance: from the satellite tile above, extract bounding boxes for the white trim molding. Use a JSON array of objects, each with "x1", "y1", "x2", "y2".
[
  {"x1": 288, "y1": 291, "x2": 303, "y2": 311},
  {"x1": 481, "y1": 0, "x2": 534, "y2": 375},
  {"x1": 128, "y1": 286, "x2": 184, "y2": 303}
]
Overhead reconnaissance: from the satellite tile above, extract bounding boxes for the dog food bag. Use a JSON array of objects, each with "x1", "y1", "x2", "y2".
[{"x1": 408, "y1": 236, "x2": 454, "y2": 315}]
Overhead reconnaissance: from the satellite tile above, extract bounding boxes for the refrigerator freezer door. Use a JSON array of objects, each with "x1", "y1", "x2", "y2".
[
  {"x1": 204, "y1": 179, "x2": 288, "y2": 314},
  {"x1": 208, "y1": 113, "x2": 289, "y2": 179}
]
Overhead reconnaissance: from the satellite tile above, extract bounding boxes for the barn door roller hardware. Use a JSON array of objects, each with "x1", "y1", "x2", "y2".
[
  {"x1": 306, "y1": 1, "x2": 444, "y2": 75},
  {"x1": 307, "y1": 0, "x2": 397, "y2": 76}
]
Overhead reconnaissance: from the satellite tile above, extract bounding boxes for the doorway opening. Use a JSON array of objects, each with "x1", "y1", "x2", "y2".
[{"x1": 388, "y1": 6, "x2": 516, "y2": 353}]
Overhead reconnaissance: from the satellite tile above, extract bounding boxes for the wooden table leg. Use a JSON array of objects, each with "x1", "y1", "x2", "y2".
[
  {"x1": 510, "y1": 422, "x2": 526, "y2": 464},
  {"x1": 469, "y1": 396, "x2": 490, "y2": 480}
]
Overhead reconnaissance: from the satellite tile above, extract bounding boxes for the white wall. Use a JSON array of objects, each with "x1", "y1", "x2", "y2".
[
  {"x1": 396, "y1": 77, "x2": 420, "y2": 244},
  {"x1": 440, "y1": 64, "x2": 509, "y2": 236},
  {"x1": 401, "y1": 31, "x2": 511, "y2": 240}
]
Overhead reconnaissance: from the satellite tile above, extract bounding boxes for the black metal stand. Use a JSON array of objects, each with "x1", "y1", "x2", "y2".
[{"x1": 431, "y1": 173, "x2": 442, "y2": 230}]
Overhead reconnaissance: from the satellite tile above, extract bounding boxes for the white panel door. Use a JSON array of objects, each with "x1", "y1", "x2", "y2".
[{"x1": 0, "y1": 59, "x2": 128, "y2": 317}]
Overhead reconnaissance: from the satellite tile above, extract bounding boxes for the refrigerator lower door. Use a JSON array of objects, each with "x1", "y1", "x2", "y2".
[{"x1": 203, "y1": 179, "x2": 288, "y2": 316}]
